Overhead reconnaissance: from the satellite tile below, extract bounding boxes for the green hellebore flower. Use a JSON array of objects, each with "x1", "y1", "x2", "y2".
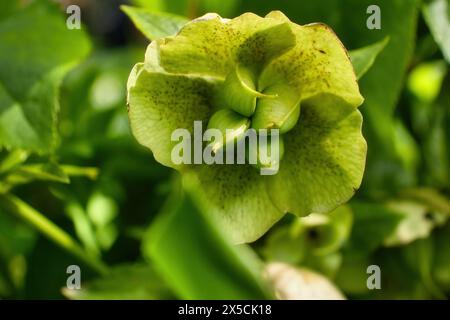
[{"x1": 127, "y1": 11, "x2": 367, "y2": 244}]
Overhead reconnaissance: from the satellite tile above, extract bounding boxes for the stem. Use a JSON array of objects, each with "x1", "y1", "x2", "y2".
[{"x1": 0, "y1": 193, "x2": 108, "y2": 275}]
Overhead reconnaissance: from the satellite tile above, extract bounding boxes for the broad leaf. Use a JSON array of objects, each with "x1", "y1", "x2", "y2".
[
  {"x1": 402, "y1": 238, "x2": 446, "y2": 299},
  {"x1": 354, "y1": 0, "x2": 421, "y2": 191}
]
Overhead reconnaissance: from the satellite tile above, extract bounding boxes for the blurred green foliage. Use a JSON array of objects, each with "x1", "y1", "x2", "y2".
[{"x1": 0, "y1": 0, "x2": 449, "y2": 300}]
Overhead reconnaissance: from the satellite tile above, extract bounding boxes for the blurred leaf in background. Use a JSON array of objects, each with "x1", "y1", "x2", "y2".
[
  {"x1": 0, "y1": 1, "x2": 91, "y2": 152},
  {"x1": 122, "y1": 5, "x2": 188, "y2": 40}
]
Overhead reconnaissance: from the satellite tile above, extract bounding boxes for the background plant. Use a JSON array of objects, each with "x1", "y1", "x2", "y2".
[{"x1": 0, "y1": 0, "x2": 449, "y2": 300}]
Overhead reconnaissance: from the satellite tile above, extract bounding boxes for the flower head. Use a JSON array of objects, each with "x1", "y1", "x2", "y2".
[{"x1": 127, "y1": 11, "x2": 366, "y2": 243}]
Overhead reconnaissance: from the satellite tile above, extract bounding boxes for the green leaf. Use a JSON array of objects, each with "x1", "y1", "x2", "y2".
[
  {"x1": 158, "y1": 12, "x2": 295, "y2": 79},
  {"x1": 268, "y1": 96, "x2": 366, "y2": 217},
  {"x1": 0, "y1": 1, "x2": 91, "y2": 152},
  {"x1": 402, "y1": 238, "x2": 446, "y2": 299},
  {"x1": 348, "y1": 201, "x2": 404, "y2": 253},
  {"x1": 369, "y1": 247, "x2": 431, "y2": 299},
  {"x1": 200, "y1": 0, "x2": 240, "y2": 17},
  {"x1": 63, "y1": 264, "x2": 172, "y2": 300},
  {"x1": 127, "y1": 68, "x2": 215, "y2": 170},
  {"x1": 0, "y1": 209, "x2": 36, "y2": 295},
  {"x1": 142, "y1": 174, "x2": 270, "y2": 299},
  {"x1": 423, "y1": 0, "x2": 450, "y2": 64},
  {"x1": 121, "y1": 5, "x2": 188, "y2": 41},
  {"x1": 349, "y1": 37, "x2": 389, "y2": 80},
  {"x1": 355, "y1": 0, "x2": 420, "y2": 191},
  {"x1": 0, "y1": 0, "x2": 19, "y2": 22},
  {"x1": 407, "y1": 60, "x2": 447, "y2": 102},
  {"x1": 433, "y1": 224, "x2": 450, "y2": 291},
  {"x1": 400, "y1": 188, "x2": 450, "y2": 217},
  {"x1": 334, "y1": 250, "x2": 372, "y2": 295},
  {"x1": 383, "y1": 201, "x2": 448, "y2": 247}
]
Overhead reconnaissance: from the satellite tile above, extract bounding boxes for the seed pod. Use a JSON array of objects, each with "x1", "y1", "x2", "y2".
[
  {"x1": 251, "y1": 84, "x2": 301, "y2": 133},
  {"x1": 217, "y1": 65, "x2": 276, "y2": 117},
  {"x1": 127, "y1": 11, "x2": 366, "y2": 243}
]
